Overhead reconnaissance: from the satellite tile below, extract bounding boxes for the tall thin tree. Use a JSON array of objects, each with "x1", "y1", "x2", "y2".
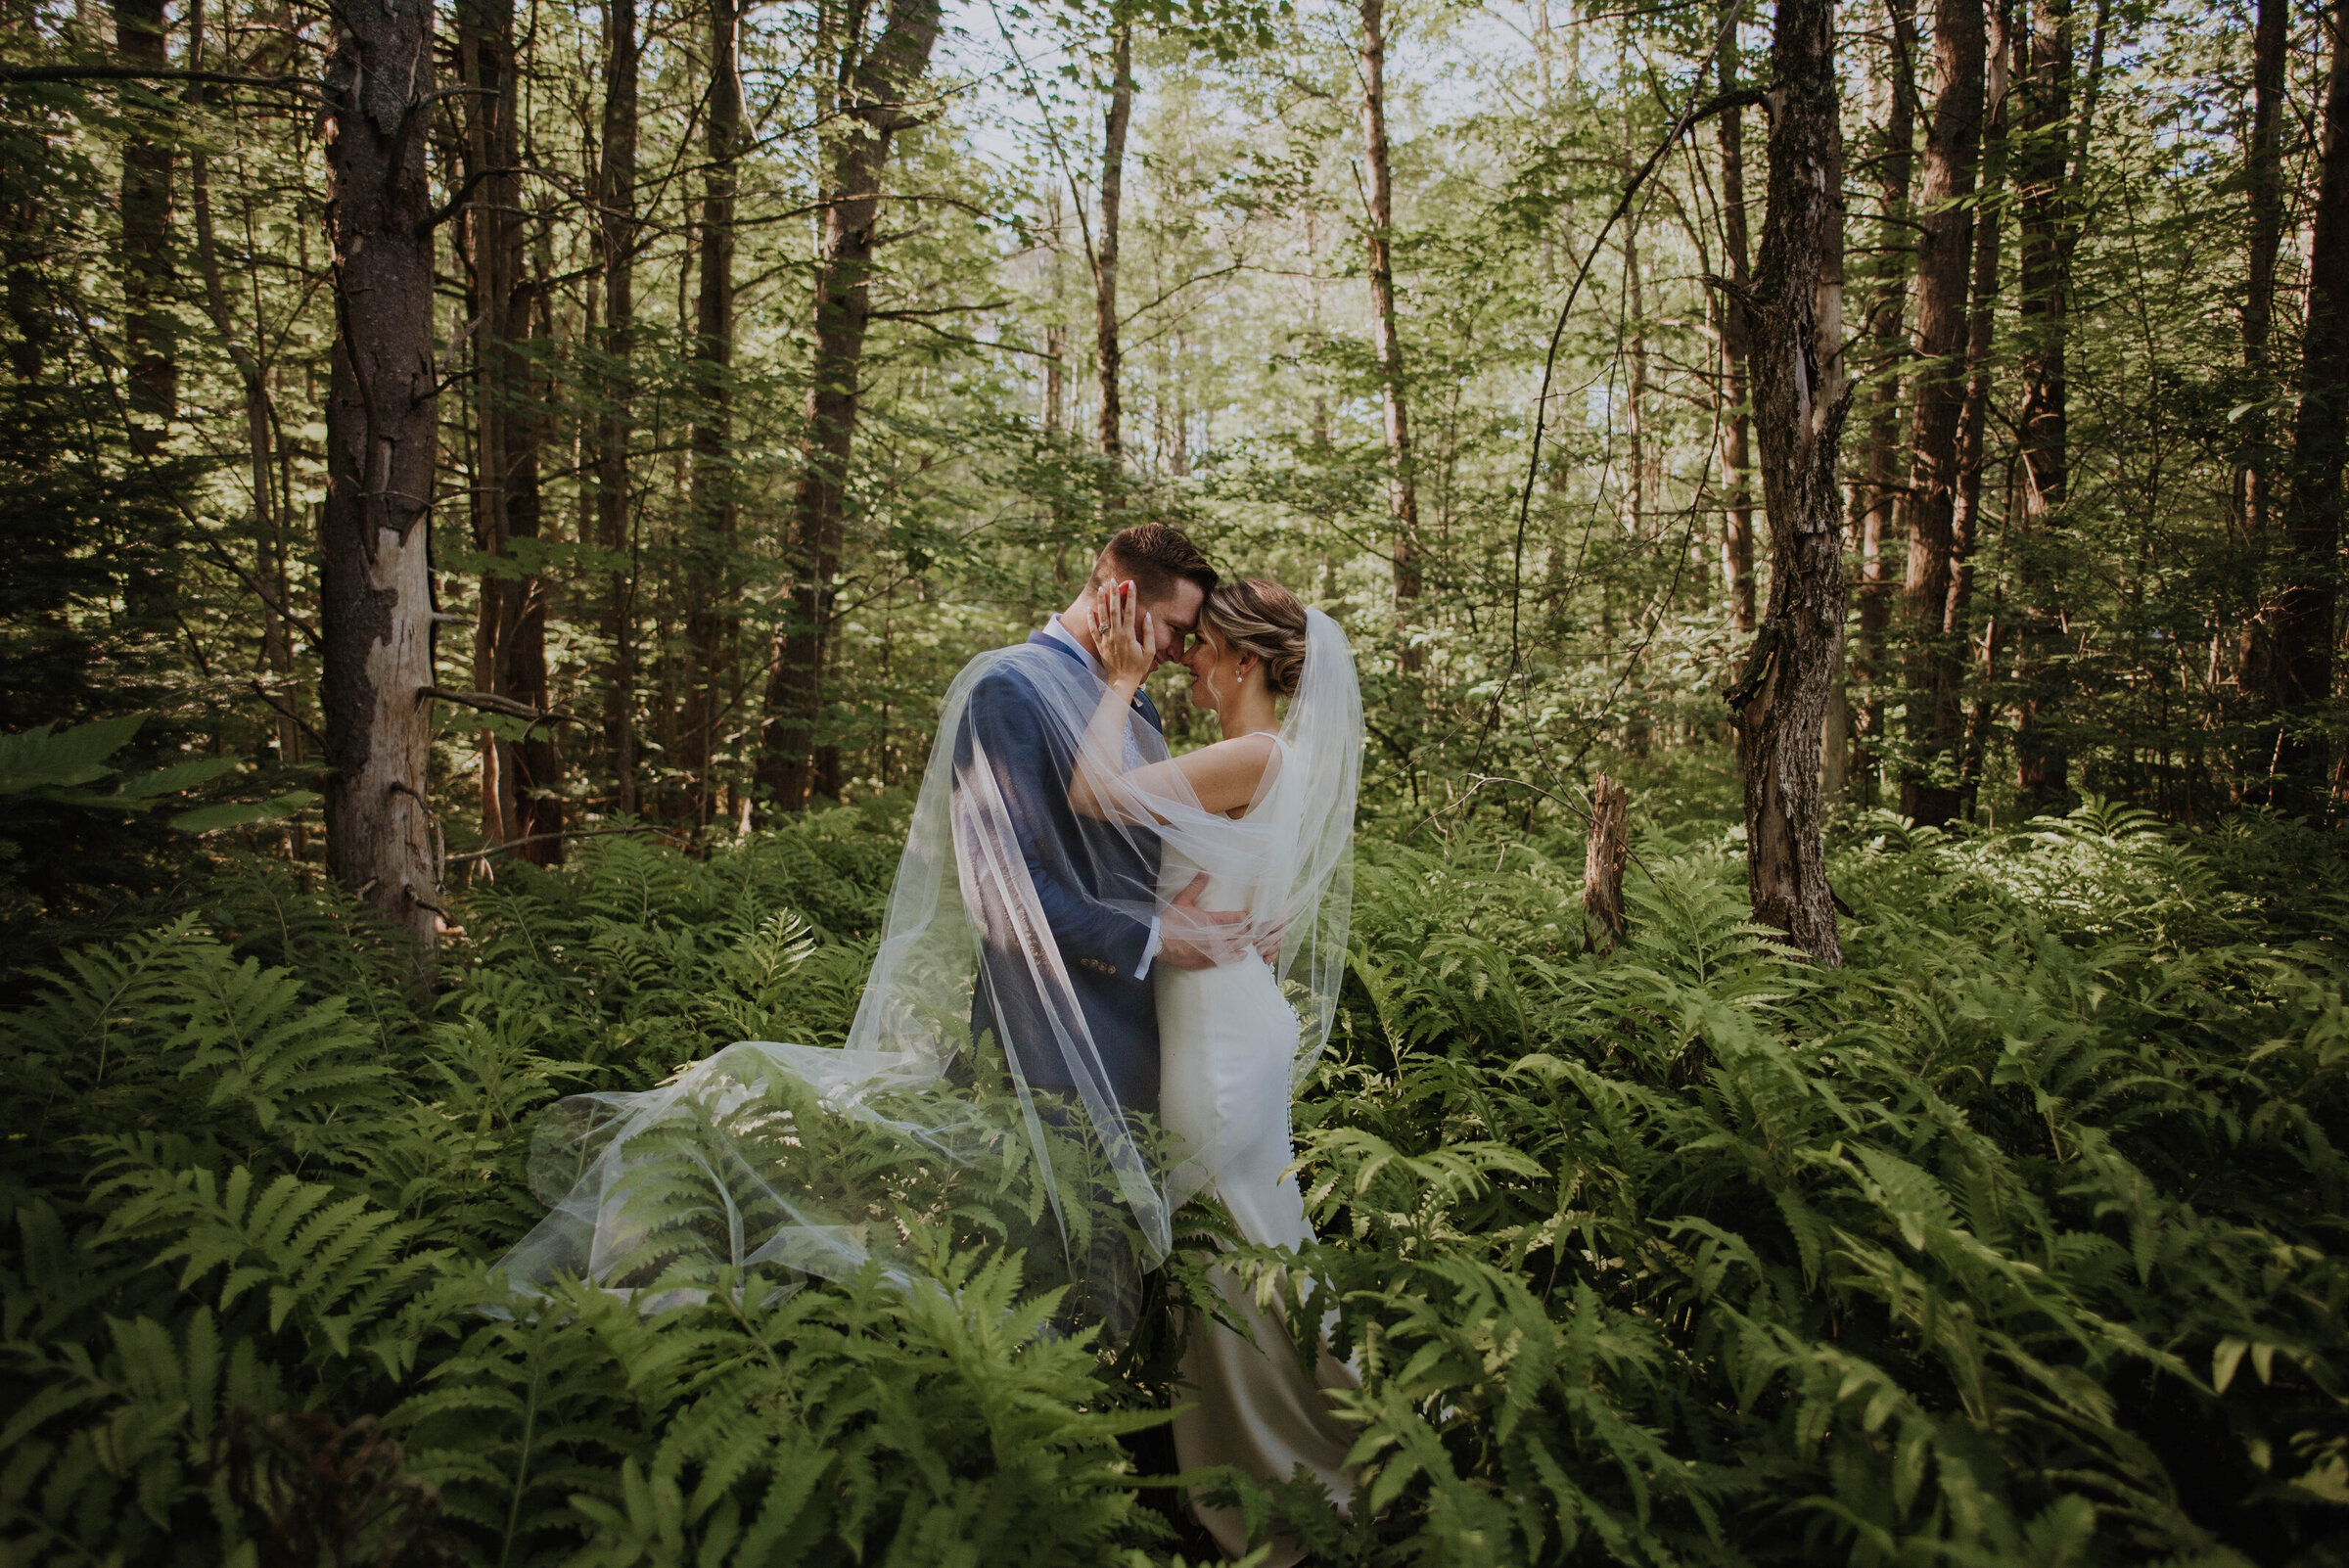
[
  {"x1": 2277, "y1": 0, "x2": 2349, "y2": 807},
  {"x1": 1948, "y1": 0, "x2": 2011, "y2": 807},
  {"x1": 683, "y1": 0, "x2": 742, "y2": 829},
  {"x1": 2239, "y1": 0, "x2": 2287, "y2": 696},
  {"x1": 458, "y1": 0, "x2": 558, "y2": 862},
  {"x1": 596, "y1": 0, "x2": 642, "y2": 816},
  {"x1": 757, "y1": 0, "x2": 945, "y2": 812},
  {"x1": 1095, "y1": 15, "x2": 1130, "y2": 474},
  {"x1": 115, "y1": 0, "x2": 173, "y2": 451},
  {"x1": 1899, "y1": 0, "x2": 1987, "y2": 826},
  {"x1": 1717, "y1": 22, "x2": 1756, "y2": 635},
  {"x1": 2012, "y1": 0, "x2": 2074, "y2": 806},
  {"x1": 1359, "y1": 0, "x2": 1421, "y2": 644},
  {"x1": 319, "y1": 0, "x2": 441, "y2": 953},
  {"x1": 1725, "y1": 0, "x2": 1851, "y2": 965},
  {"x1": 1850, "y1": 0, "x2": 1918, "y2": 792}
]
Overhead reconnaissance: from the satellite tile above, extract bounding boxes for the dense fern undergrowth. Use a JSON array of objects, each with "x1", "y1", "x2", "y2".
[{"x1": 4, "y1": 793, "x2": 2347, "y2": 1567}]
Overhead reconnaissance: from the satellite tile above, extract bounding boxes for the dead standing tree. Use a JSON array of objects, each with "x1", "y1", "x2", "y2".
[
  {"x1": 318, "y1": 0, "x2": 441, "y2": 955},
  {"x1": 1723, "y1": 0, "x2": 1853, "y2": 965}
]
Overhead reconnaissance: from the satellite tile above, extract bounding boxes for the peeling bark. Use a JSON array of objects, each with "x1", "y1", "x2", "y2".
[
  {"x1": 319, "y1": 0, "x2": 441, "y2": 955},
  {"x1": 1727, "y1": 0, "x2": 1851, "y2": 966}
]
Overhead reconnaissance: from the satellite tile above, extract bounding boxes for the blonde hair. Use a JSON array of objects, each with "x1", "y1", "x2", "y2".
[{"x1": 1202, "y1": 578, "x2": 1310, "y2": 697}]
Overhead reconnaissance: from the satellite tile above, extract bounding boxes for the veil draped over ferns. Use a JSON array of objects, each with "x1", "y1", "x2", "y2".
[{"x1": 4, "y1": 801, "x2": 2347, "y2": 1565}]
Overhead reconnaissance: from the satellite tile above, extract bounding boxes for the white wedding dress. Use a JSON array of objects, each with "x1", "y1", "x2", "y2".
[{"x1": 1157, "y1": 736, "x2": 1359, "y2": 1564}]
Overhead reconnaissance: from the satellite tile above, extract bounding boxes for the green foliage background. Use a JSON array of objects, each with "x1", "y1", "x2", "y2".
[{"x1": 5, "y1": 790, "x2": 2345, "y2": 1566}]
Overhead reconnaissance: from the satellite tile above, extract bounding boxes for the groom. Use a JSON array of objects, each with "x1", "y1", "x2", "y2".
[{"x1": 957, "y1": 524, "x2": 1251, "y2": 1119}]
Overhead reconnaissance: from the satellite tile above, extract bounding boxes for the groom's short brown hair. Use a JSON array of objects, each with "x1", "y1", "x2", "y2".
[{"x1": 1096, "y1": 525, "x2": 1218, "y2": 599}]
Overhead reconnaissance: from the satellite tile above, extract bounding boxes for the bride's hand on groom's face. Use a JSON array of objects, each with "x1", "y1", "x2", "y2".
[
  {"x1": 1157, "y1": 872, "x2": 1254, "y2": 970},
  {"x1": 1091, "y1": 579, "x2": 1155, "y2": 691}
]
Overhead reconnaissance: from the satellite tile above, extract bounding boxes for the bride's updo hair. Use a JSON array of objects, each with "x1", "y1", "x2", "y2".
[{"x1": 1203, "y1": 578, "x2": 1311, "y2": 697}]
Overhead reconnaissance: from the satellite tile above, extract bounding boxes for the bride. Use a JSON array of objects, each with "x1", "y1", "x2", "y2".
[
  {"x1": 495, "y1": 548, "x2": 1362, "y2": 1564},
  {"x1": 1072, "y1": 576, "x2": 1363, "y2": 1563}
]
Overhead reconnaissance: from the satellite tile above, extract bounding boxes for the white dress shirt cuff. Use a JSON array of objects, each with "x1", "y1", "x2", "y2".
[{"x1": 1134, "y1": 917, "x2": 1163, "y2": 980}]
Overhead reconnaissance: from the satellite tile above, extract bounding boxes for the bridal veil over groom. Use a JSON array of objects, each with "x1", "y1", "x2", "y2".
[{"x1": 501, "y1": 525, "x2": 1363, "y2": 1558}]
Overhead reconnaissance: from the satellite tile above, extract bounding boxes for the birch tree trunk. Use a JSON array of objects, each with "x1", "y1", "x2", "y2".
[
  {"x1": 756, "y1": 0, "x2": 944, "y2": 813},
  {"x1": 1899, "y1": 0, "x2": 1987, "y2": 827},
  {"x1": 319, "y1": 0, "x2": 441, "y2": 954},
  {"x1": 1727, "y1": 0, "x2": 1851, "y2": 965},
  {"x1": 1359, "y1": 0, "x2": 1422, "y2": 644}
]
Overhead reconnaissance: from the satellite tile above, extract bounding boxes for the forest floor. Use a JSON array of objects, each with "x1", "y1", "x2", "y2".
[{"x1": 4, "y1": 764, "x2": 2346, "y2": 1566}]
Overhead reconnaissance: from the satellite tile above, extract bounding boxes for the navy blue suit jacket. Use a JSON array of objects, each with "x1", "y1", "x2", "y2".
[{"x1": 958, "y1": 629, "x2": 1163, "y2": 1114}]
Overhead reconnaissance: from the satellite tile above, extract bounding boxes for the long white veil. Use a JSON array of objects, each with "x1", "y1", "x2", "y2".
[{"x1": 493, "y1": 608, "x2": 1361, "y2": 1326}]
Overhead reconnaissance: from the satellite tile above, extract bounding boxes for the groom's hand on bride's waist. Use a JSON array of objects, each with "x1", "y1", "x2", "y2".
[{"x1": 1157, "y1": 872, "x2": 1255, "y2": 970}]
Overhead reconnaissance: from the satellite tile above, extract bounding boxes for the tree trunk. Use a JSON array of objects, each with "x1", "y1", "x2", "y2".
[
  {"x1": 2277, "y1": 0, "x2": 2349, "y2": 807},
  {"x1": 188, "y1": 1, "x2": 299, "y2": 783},
  {"x1": 597, "y1": 0, "x2": 640, "y2": 817},
  {"x1": 1726, "y1": 0, "x2": 1850, "y2": 966},
  {"x1": 2012, "y1": 0, "x2": 2072, "y2": 807},
  {"x1": 1359, "y1": 0, "x2": 1422, "y2": 642},
  {"x1": 115, "y1": 0, "x2": 174, "y2": 452},
  {"x1": 1718, "y1": 26, "x2": 1756, "y2": 634},
  {"x1": 1095, "y1": 18, "x2": 1129, "y2": 472},
  {"x1": 457, "y1": 0, "x2": 547, "y2": 857},
  {"x1": 2241, "y1": 0, "x2": 2285, "y2": 546},
  {"x1": 2, "y1": 0, "x2": 53, "y2": 383},
  {"x1": 500, "y1": 230, "x2": 558, "y2": 862},
  {"x1": 1625, "y1": 208, "x2": 1649, "y2": 535},
  {"x1": 1581, "y1": 772, "x2": 1629, "y2": 950},
  {"x1": 755, "y1": 0, "x2": 944, "y2": 813},
  {"x1": 1947, "y1": 0, "x2": 2010, "y2": 726},
  {"x1": 1899, "y1": 0, "x2": 1987, "y2": 827},
  {"x1": 682, "y1": 0, "x2": 742, "y2": 830},
  {"x1": 319, "y1": 0, "x2": 441, "y2": 954},
  {"x1": 1851, "y1": 0, "x2": 1918, "y2": 796}
]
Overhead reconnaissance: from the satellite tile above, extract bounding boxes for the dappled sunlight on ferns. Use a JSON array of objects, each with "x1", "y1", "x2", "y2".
[{"x1": 2, "y1": 800, "x2": 2344, "y2": 1564}]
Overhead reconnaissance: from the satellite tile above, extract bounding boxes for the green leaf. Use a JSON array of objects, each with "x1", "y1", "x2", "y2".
[
  {"x1": 0, "y1": 714, "x2": 145, "y2": 794},
  {"x1": 169, "y1": 791, "x2": 319, "y2": 834}
]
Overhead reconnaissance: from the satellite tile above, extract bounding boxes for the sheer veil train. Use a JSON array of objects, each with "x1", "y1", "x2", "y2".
[{"x1": 494, "y1": 608, "x2": 1360, "y2": 1320}]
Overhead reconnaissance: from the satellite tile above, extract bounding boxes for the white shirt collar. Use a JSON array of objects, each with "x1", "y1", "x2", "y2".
[{"x1": 1042, "y1": 613, "x2": 1101, "y2": 675}]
